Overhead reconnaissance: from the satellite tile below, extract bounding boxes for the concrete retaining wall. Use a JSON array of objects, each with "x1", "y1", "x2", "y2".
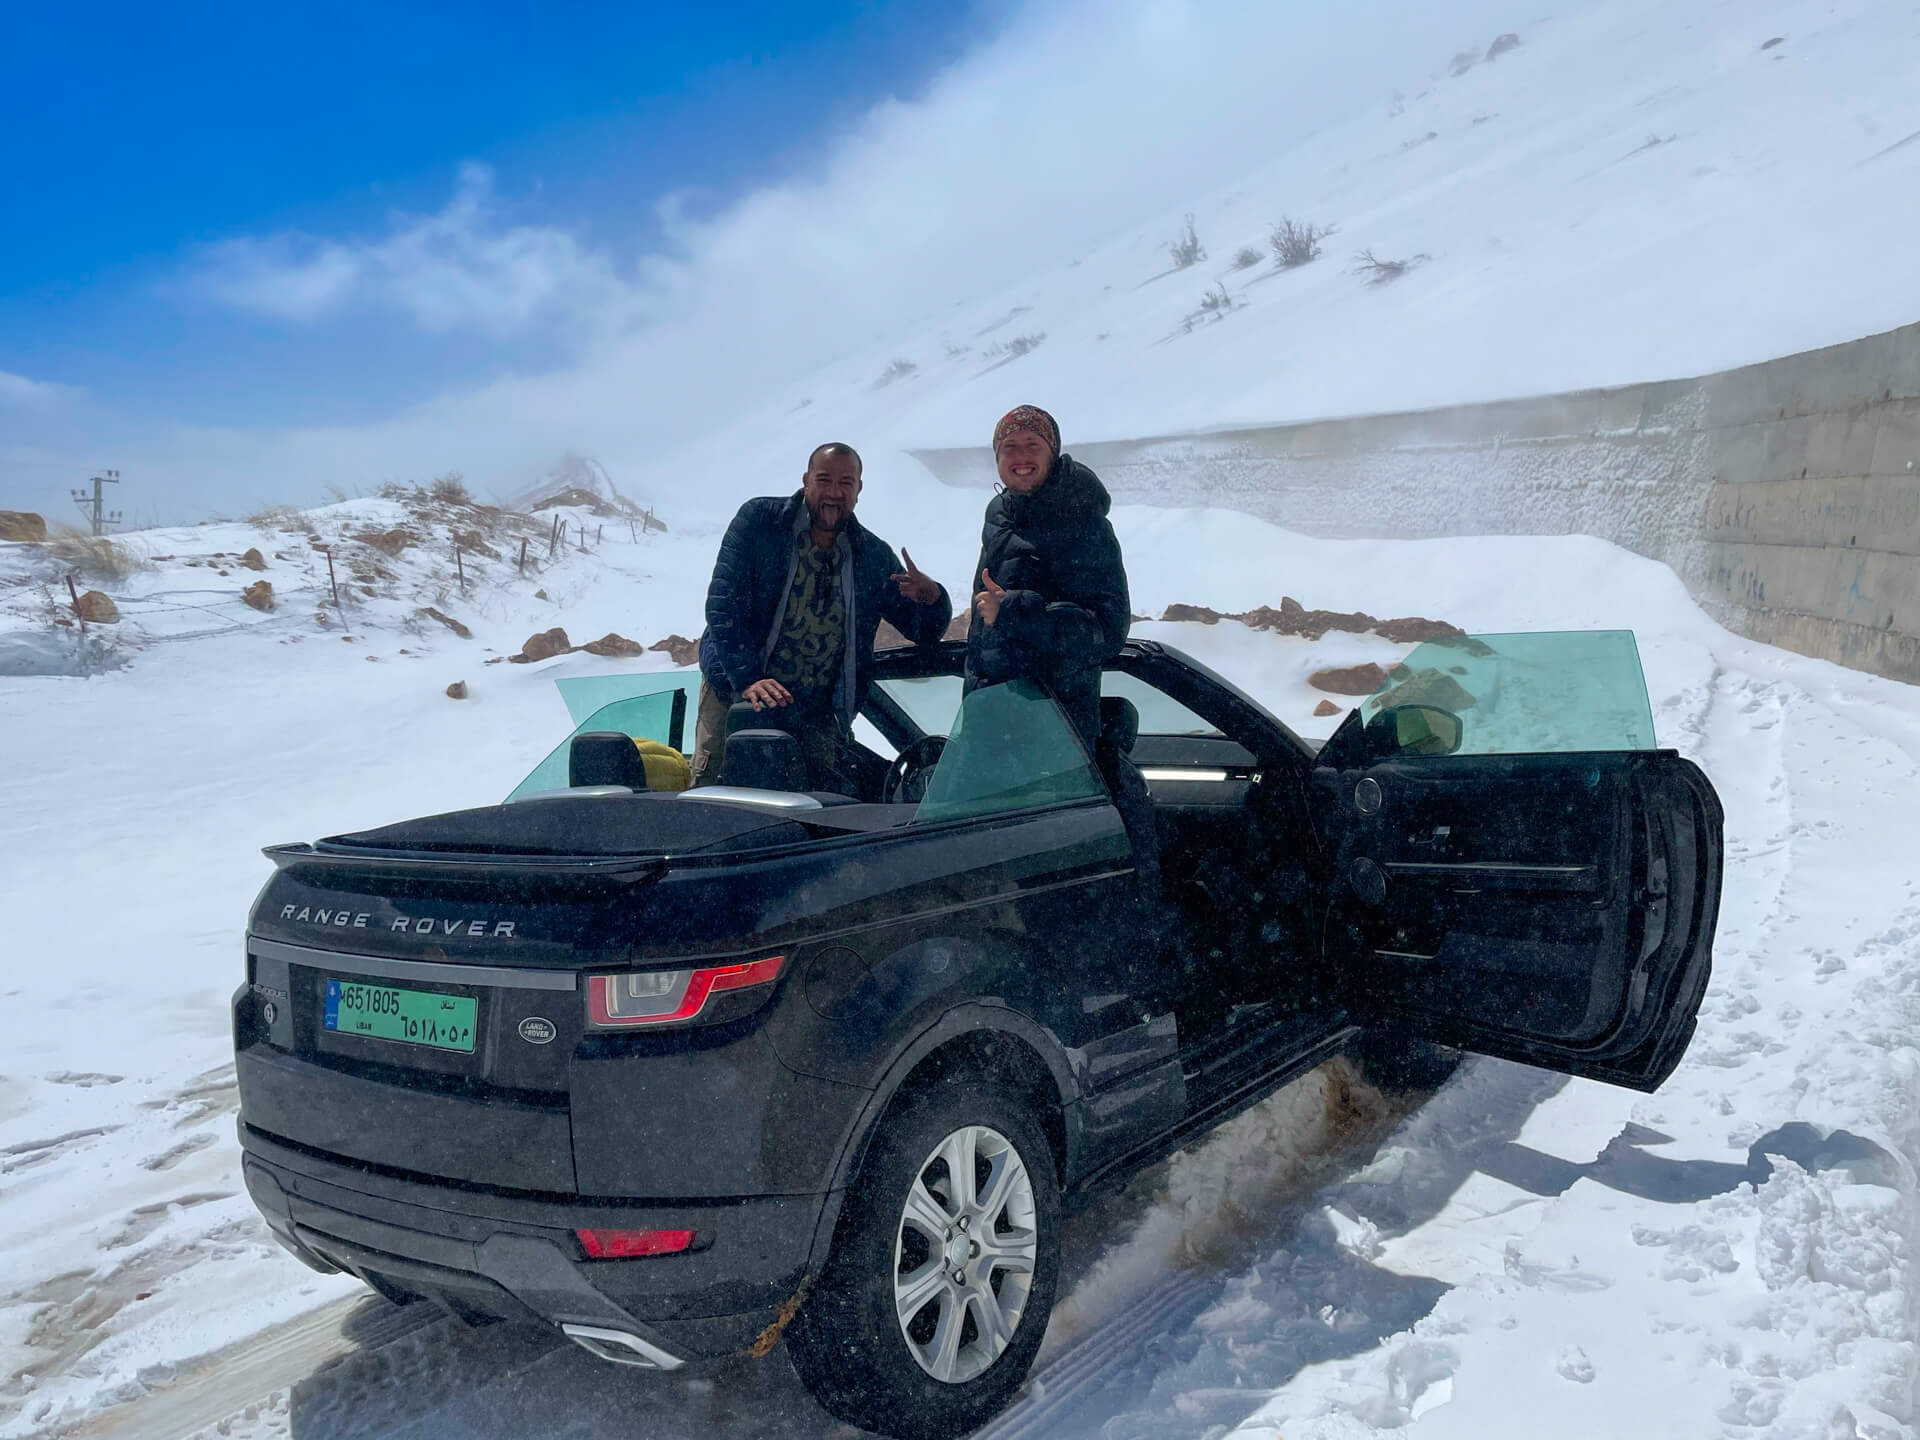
[{"x1": 911, "y1": 321, "x2": 1920, "y2": 684}]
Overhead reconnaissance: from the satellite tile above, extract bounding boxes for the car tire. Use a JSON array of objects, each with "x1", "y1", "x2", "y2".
[
  {"x1": 1343, "y1": 1030, "x2": 1462, "y2": 1093},
  {"x1": 787, "y1": 1082, "x2": 1061, "y2": 1440}
]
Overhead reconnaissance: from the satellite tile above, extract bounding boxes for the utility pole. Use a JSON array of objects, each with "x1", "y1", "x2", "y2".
[{"x1": 70, "y1": 470, "x2": 122, "y2": 536}]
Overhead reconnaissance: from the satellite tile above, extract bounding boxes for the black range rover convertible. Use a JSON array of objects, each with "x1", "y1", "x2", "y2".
[{"x1": 233, "y1": 629, "x2": 1722, "y2": 1438}]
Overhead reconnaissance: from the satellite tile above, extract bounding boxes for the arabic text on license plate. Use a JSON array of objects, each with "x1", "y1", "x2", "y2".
[{"x1": 323, "y1": 979, "x2": 477, "y2": 1053}]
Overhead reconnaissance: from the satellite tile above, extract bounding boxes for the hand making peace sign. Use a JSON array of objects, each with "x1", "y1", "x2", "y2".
[{"x1": 889, "y1": 548, "x2": 942, "y2": 606}]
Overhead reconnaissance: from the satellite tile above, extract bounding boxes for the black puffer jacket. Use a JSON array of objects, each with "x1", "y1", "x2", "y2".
[
  {"x1": 965, "y1": 454, "x2": 1130, "y2": 748},
  {"x1": 700, "y1": 492, "x2": 952, "y2": 725}
]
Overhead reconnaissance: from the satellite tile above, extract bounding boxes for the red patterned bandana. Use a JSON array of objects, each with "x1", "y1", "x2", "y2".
[{"x1": 992, "y1": 405, "x2": 1060, "y2": 457}]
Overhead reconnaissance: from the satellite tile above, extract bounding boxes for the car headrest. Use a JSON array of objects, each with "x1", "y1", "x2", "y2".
[
  {"x1": 569, "y1": 731, "x2": 650, "y2": 790},
  {"x1": 1099, "y1": 696, "x2": 1139, "y2": 756},
  {"x1": 726, "y1": 700, "x2": 778, "y2": 737},
  {"x1": 721, "y1": 729, "x2": 808, "y2": 792}
]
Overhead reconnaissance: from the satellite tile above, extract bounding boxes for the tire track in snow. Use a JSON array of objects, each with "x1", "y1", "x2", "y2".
[{"x1": 45, "y1": 1066, "x2": 1411, "y2": 1440}]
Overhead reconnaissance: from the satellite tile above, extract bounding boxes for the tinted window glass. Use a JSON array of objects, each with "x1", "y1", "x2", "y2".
[
  {"x1": 508, "y1": 689, "x2": 680, "y2": 801},
  {"x1": 875, "y1": 674, "x2": 965, "y2": 738},
  {"x1": 1360, "y1": 629, "x2": 1656, "y2": 755},
  {"x1": 553, "y1": 671, "x2": 699, "y2": 727},
  {"x1": 1100, "y1": 670, "x2": 1222, "y2": 736},
  {"x1": 914, "y1": 679, "x2": 1105, "y2": 824}
]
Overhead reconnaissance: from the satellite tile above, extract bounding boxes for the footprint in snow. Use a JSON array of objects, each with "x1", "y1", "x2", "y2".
[
  {"x1": 141, "y1": 1131, "x2": 218, "y2": 1172},
  {"x1": 103, "y1": 1191, "x2": 234, "y2": 1250},
  {"x1": 1555, "y1": 1345, "x2": 1596, "y2": 1383},
  {"x1": 1, "y1": 1125, "x2": 123, "y2": 1175}
]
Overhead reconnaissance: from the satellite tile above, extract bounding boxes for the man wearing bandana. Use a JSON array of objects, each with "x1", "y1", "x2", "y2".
[
  {"x1": 696, "y1": 442, "x2": 952, "y2": 792},
  {"x1": 965, "y1": 405, "x2": 1159, "y2": 912}
]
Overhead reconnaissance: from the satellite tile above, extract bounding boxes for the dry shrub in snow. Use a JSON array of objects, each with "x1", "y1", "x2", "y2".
[
  {"x1": 429, "y1": 471, "x2": 472, "y2": 506},
  {"x1": 873, "y1": 358, "x2": 918, "y2": 389},
  {"x1": 1270, "y1": 218, "x2": 1330, "y2": 269},
  {"x1": 983, "y1": 333, "x2": 1045, "y2": 362},
  {"x1": 1231, "y1": 246, "x2": 1263, "y2": 270},
  {"x1": 1166, "y1": 213, "x2": 1206, "y2": 270},
  {"x1": 1197, "y1": 283, "x2": 1236, "y2": 317},
  {"x1": 46, "y1": 526, "x2": 143, "y2": 580},
  {"x1": 1180, "y1": 285, "x2": 1239, "y2": 334},
  {"x1": 247, "y1": 504, "x2": 311, "y2": 531},
  {"x1": 1352, "y1": 248, "x2": 1431, "y2": 285}
]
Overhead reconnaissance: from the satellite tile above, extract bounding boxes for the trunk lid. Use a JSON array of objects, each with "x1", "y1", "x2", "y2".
[{"x1": 238, "y1": 792, "x2": 809, "y2": 1191}]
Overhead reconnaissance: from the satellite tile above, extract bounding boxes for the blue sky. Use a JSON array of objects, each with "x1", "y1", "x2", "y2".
[
  {"x1": 2, "y1": 0, "x2": 1539, "y2": 522},
  {"x1": 1, "y1": 1, "x2": 997, "y2": 427}
]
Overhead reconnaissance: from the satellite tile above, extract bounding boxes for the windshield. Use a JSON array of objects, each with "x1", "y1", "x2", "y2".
[
  {"x1": 877, "y1": 674, "x2": 965, "y2": 738},
  {"x1": 913, "y1": 678, "x2": 1105, "y2": 824},
  {"x1": 1359, "y1": 629, "x2": 1656, "y2": 755},
  {"x1": 874, "y1": 669, "x2": 1223, "y2": 741}
]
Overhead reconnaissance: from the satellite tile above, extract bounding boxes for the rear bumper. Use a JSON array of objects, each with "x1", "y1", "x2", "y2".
[{"x1": 238, "y1": 1123, "x2": 830, "y2": 1360}]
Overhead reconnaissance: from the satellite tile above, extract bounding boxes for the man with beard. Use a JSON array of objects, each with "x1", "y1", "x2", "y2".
[{"x1": 695, "y1": 442, "x2": 952, "y2": 794}]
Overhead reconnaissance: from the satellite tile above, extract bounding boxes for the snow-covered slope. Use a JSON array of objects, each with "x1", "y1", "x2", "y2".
[
  {"x1": 5, "y1": 493, "x2": 1920, "y2": 1438},
  {"x1": 613, "y1": 0, "x2": 1920, "y2": 521},
  {"x1": 7, "y1": 0, "x2": 1920, "y2": 1431}
]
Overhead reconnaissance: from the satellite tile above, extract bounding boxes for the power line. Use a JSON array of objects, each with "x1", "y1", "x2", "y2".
[{"x1": 71, "y1": 470, "x2": 123, "y2": 536}]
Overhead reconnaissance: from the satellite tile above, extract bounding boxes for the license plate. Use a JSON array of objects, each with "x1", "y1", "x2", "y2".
[{"x1": 323, "y1": 978, "x2": 477, "y2": 1053}]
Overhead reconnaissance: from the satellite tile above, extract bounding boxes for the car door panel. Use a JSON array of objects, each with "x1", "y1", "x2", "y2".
[
  {"x1": 1312, "y1": 747, "x2": 1721, "y2": 1091},
  {"x1": 1319, "y1": 753, "x2": 1633, "y2": 1042}
]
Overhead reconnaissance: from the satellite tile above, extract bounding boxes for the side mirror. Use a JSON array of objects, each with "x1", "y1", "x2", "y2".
[{"x1": 1364, "y1": 704, "x2": 1463, "y2": 758}]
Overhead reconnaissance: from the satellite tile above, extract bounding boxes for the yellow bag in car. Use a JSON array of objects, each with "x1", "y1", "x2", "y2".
[{"x1": 631, "y1": 737, "x2": 692, "y2": 792}]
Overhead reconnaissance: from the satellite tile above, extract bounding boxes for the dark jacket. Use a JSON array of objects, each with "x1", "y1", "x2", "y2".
[
  {"x1": 700, "y1": 492, "x2": 952, "y2": 726},
  {"x1": 965, "y1": 454, "x2": 1130, "y2": 748}
]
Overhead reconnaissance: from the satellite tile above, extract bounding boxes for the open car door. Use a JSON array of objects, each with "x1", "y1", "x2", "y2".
[{"x1": 1309, "y1": 632, "x2": 1723, "y2": 1092}]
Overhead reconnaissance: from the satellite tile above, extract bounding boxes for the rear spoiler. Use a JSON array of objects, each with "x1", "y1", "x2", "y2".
[{"x1": 264, "y1": 842, "x2": 665, "y2": 890}]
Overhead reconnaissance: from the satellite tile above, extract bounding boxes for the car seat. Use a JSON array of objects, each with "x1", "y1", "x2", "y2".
[
  {"x1": 718, "y1": 700, "x2": 867, "y2": 804},
  {"x1": 718, "y1": 730, "x2": 809, "y2": 792},
  {"x1": 568, "y1": 731, "x2": 691, "y2": 792}
]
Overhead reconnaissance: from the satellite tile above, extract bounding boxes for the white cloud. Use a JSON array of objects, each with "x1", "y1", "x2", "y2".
[
  {"x1": 0, "y1": 372, "x2": 83, "y2": 408},
  {"x1": 193, "y1": 163, "x2": 642, "y2": 337},
  {"x1": 38, "y1": 0, "x2": 1545, "y2": 520}
]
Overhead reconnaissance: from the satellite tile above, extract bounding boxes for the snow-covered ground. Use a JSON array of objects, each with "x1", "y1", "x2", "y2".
[
  {"x1": 3, "y1": 479, "x2": 1918, "y2": 1438},
  {"x1": 6, "y1": 0, "x2": 1920, "y2": 1432}
]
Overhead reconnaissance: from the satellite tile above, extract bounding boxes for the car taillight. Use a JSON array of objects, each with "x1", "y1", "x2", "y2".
[
  {"x1": 576, "y1": 1227, "x2": 697, "y2": 1259},
  {"x1": 586, "y1": 955, "x2": 785, "y2": 1028}
]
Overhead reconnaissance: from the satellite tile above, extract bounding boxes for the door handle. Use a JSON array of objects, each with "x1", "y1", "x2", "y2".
[{"x1": 1348, "y1": 857, "x2": 1387, "y2": 906}]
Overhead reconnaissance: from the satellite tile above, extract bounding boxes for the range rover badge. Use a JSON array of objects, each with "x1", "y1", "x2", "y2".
[{"x1": 518, "y1": 1017, "x2": 556, "y2": 1045}]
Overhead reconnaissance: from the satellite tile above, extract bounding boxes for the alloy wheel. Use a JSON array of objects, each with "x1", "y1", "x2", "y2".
[{"x1": 891, "y1": 1123, "x2": 1039, "y2": 1384}]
